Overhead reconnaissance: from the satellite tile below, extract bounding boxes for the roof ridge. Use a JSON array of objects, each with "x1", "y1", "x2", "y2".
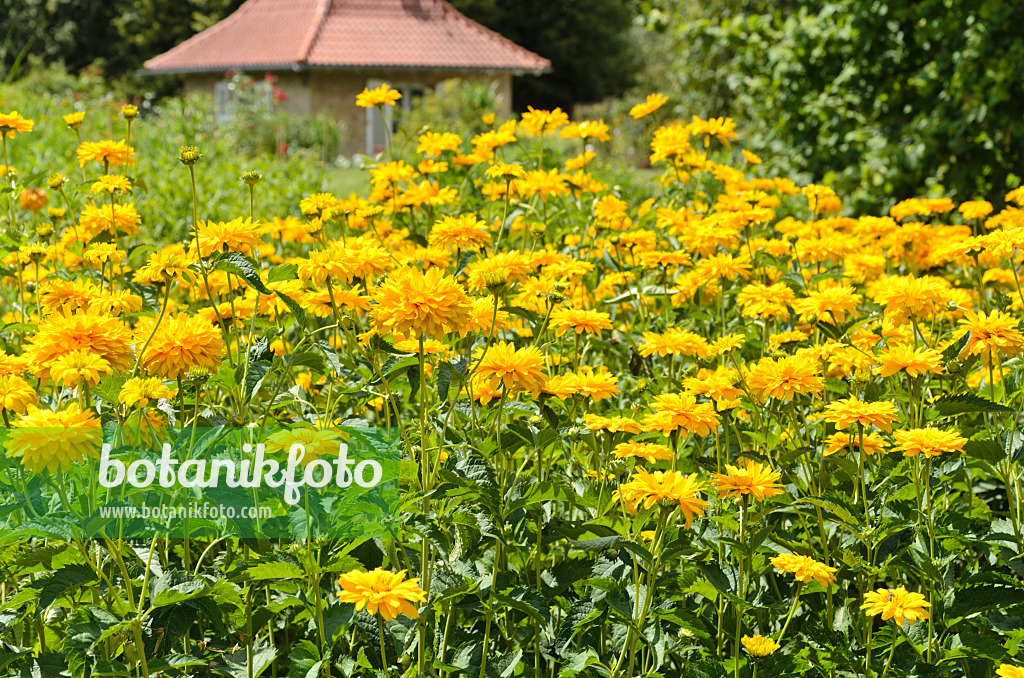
[
  {"x1": 299, "y1": 0, "x2": 333, "y2": 64},
  {"x1": 434, "y1": 0, "x2": 550, "y2": 69}
]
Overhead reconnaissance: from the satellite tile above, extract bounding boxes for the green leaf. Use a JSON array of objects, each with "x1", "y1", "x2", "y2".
[
  {"x1": 268, "y1": 264, "x2": 298, "y2": 283},
  {"x1": 931, "y1": 392, "x2": 1013, "y2": 417},
  {"x1": 148, "y1": 571, "x2": 209, "y2": 609},
  {"x1": 287, "y1": 640, "x2": 322, "y2": 678},
  {"x1": 246, "y1": 561, "x2": 304, "y2": 581},
  {"x1": 484, "y1": 650, "x2": 522, "y2": 678},
  {"x1": 273, "y1": 290, "x2": 306, "y2": 326},
  {"x1": 243, "y1": 360, "x2": 272, "y2": 404},
  {"x1": 205, "y1": 252, "x2": 271, "y2": 293}
]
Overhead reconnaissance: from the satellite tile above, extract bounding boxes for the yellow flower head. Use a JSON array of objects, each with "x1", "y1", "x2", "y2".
[
  {"x1": 77, "y1": 139, "x2": 134, "y2": 168},
  {"x1": 90, "y1": 175, "x2": 132, "y2": 195},
  {"x1": 612, "y1": 442, "x2": 672, "y2": 465},
  {"x1": 629, "y1": 93, "x2": 668, "y2": 119},
  {"x1": 0, "y1": 375, "x2": 38, "y2": 414},
  {"x1": 195, "y1": 217, "x2": 263, "y2": 257},
  {"x1": 371, "y1": 267, "x2": 472, "y2": 339},
  {"x1": 820, "y1": 398, "x2": 899, "y2": 432},
  {"x1": 741, "y1": 635, "x2": 780, "y2": 658},
  {"x1": 861, "y1": 586, "x2": 931, "y2": 626},
  {"x1": 119, "y1": 377, "x2": 175, "y2": 409},
  {"x1": 892, "y1": 427, "x2": 967, "y2": 458},
  {"x1": 0, "y1": 111, "x2": 34, "y2": 138},
  {"x1": 746, "y1": 354, "x2": 825, "y2": 402},
  {"x1": 643, "y1": 392, "x2": 720, "y2": 437},
  {"x1": 136, "y1": 313, "x2": 225, "y2": 379},
  {"x1": 474, "y1": 341, "x2": 547, "y2": 398},
  {"x1": 337, "y1": 568, "x2": 426, "y2": 620},
  {"x1": 264, "y1": 426, "x2": 344, "y2": 465},
  {"x1": 616, "y1": 469, "x2": 708, "y2": 527},
  {"x1": 356, "y1": 84, "x2": 401, "y2": 108},
  {"x1": 956, "y1": 309, "x2": 1024, "y2": 363},
  {"x1": 49, "y1": 349, "x2": 112, "y2": 388},
  {"x1": 62, "y1": 111, "x2": 86, "y2": 130},
  {"x1": 712, "y1": 459, "x2": 784, "y2": 501},
  {"x1": 874, "y1": 344, "x2": 943, "y2": 378},
  {"x1": 6, "y1": 403, "x2": 102, "y2": 473},
  {"x1": 770, "y1": 553, "x2": 837, "y2": 588},
  {"x1": 997, "y1": 664, "x2": 1024, "y2": 678}
]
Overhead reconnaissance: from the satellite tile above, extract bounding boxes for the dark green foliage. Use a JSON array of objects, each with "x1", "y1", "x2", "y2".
[
  {"x1": 0, "y1": 0, "x2": 243, "y2": 81},
  {"x1": 641, "y1": 0, "x2": 1024, "y2": 211},
  {"x1": 449, "y1": 0, "x2": 641, "y2": 112}
]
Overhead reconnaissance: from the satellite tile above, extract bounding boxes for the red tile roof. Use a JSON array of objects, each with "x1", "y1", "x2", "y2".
[{"x1": 144, "y1": 0, "x2": 551, "y2": 74}]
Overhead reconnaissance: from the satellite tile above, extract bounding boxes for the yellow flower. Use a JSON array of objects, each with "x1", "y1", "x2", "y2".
[
  {"x1": 629, "y1": 93, "x2": 668, "y2": 119},
  {"x1": 892, "y1": 427, "x2": 967, "y2": 458},
  {"x1": 549, "y1": 308, "x2": 613, "y2": 337},
  {"x1": 820, "y1": 398, "x2": 899, "y2": 432},
  {"x1": 823, "y1": 431, "x2": 887, "y2": 457},
  {"x1": 416, "y1": 131, "x2": 462, "y2": 156},
  {"x1": 356, "y1": 84, "x2": 401, "y2": 108},
  {"x1": 741, "y1": 149, "x2": 762, "y2": 165},
  {"x1": 861, "y1": 586, "x2": 931, "y2": 626},
  {"x1": 955, "y1": 309, "x2": 1024, "y2": 363},
  {"x1": 746, "y1": 354, "x2": 825, "y2": 402},
  {"x1": 997, "y1": 664, "x2": 1024, "y2": 678},
  {"x1": 0, "y1": 375, "x2": 37, "y2": 413},
  {"x1": 49, "y1": 349, "x2": 112, "y2": 388},
  {"x1": 712, "y1": 459, "x2": 784, "y2": 501},
  {"x1": 689, "y1": 115, "x2": 738, "y2": 147},
  {"x1": 519, "y1": 106, "x2": 569, "y2": 136},
  {"x1": 371, "y1": 267, "x2": 472, "y2": 339},
  {"x1": 0, "y1": 111, "x2": 34, "y2": 138},
  {"x1": 612, "y1": 442, "x2": 672, "y2": 465},
  {"x1": 119, "y1": 377, "x2": 175, "y2": 409},
  {"x1": 544, "y1": 370, "x2": 620, "y2": 401},
  {"x1": 265, "y1": 426, "x2": 344, "y2": 465},
  {"x1": 337, "y1": 568, "x2": 426, "y2": 620},
  {"x1": 428, "y1": 214, "x2": 491, "y2": 251},
  {"x1": 136, "y1": 313, "x2": 225, "y2": 379},
  {"x1": 872, "y1": 275, "x2": 947, "y2": 323},
  {"x1": 195, "y1": 217, "x2": 263, "y2": 257},
  {"x1": 583, "y1": 414, "x2": 642, "y2": 433},
  {"x1": 90, "y1": 175, "x2": 132, "y2": 194},
  {"x1": 793, "y1": 286, "x2": 861, "y2": 324},
  {"x1": 6, "y1": 404, "x2": 102, "y2": 473},
  {"x1": 76, "y1": 139, "x2": 134, "y2": 168},
  {"x1": 643, "y1": 393, "x2": 719, "y2": 437},
  {"x1": 874, "y1": 345, "x2": 943, "y2": 378},
  {"x1": 959, "y1": 200, "x2": 993, "y2": 220},
  {"x1": 560, "y1": 120, "x2": 611, "y2": 142},
  {"x1": 62, "y1": 111, "x2": 85, "y2": 130},
  {"x1": 770, "y1": 553, "x2": 837, "y2": 587},
  {"x1": 616, "y1": 469, "x2": 708, "y2": 527},
  {"x1": 23, "y1": 308, "x2": 134, "y2": 382},
  {"x1": 475, "y1": 341, "x2": 547, "y2": 398},
  {"x1": 638, "y1": 328, "x2": 713, "y2": 358},
  {"x1": 741, "y1": 635, "x2": 780, "y2": 658}
]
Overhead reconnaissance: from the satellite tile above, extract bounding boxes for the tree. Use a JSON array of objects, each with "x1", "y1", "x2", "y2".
[
  {"x1": 449, "y1": 0, "x2": 641, "y2": 113},
  {"x1": 642, "y1": 0, "x2": 1024, "y2": 211},
  {"x1": 0, "y1": 0, "x2": 243, "y2": 82}
]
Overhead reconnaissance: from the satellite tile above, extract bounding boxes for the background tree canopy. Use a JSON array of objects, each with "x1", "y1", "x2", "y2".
[
  {"x1": 0, "y1": 0, "x2": 244, "y2": 81},
  {"x1": 448, "y1": 0, "x2": 640, "y2": 113},
  {"x1": 640, "y1": 0, "x2": 1024, "y2": 212}
]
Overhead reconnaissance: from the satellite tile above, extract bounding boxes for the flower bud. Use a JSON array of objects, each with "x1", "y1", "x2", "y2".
[
  {"x1": 18, "y1": 188, "x2": 48, "y2": 211},
  {"x1": 46, "y1": 173, "x2": 66, "y2": 189},
  {"x1": 121, "y1": 104, "x2": 139, "y2": 120},
  {"x1": 178, "y1": 145, "x2": 201, "y2": 166},
  {"x1": 241, "y1": 170, "x2": 262, "y2": 186}
]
